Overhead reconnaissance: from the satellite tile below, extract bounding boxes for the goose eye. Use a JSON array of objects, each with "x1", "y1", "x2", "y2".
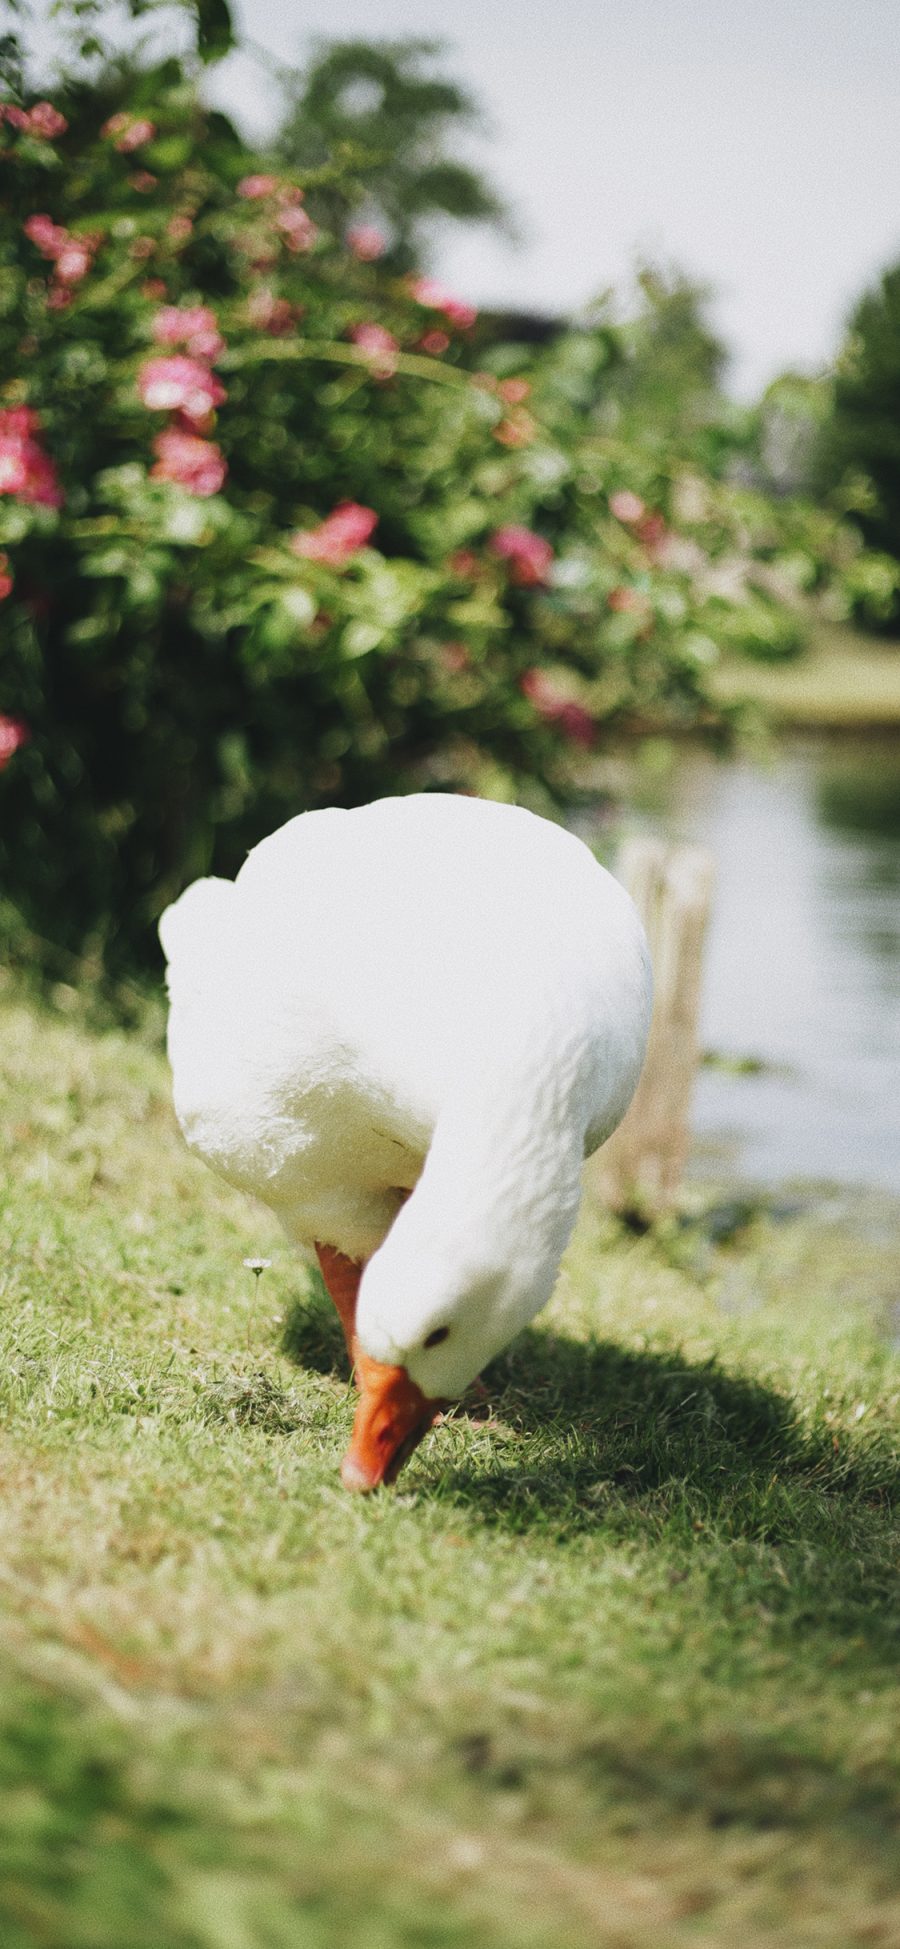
[{"x1": 423, "y1": 1325, "x2": 449, "y2": 1349}]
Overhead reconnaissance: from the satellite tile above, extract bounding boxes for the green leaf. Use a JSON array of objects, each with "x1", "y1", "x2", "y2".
[
  {"x1": 342, "y1": 620, "x2": 383, "y2": 659},
  {"x1": 192, "y1": 0, "x2": 234, "y2": 64}
]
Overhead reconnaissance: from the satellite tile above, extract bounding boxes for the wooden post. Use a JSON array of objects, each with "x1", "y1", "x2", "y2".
[{"x1": 587, "y1": 837, "x2": 715, "y2": 1219}]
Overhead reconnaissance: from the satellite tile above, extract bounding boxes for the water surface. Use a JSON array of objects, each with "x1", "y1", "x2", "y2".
[{"x1": 648, "y1": 737, "x2": 900, "y2": 1190}]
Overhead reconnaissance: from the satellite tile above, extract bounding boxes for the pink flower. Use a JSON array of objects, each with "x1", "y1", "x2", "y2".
[
  {"x1": 54, "y1": 239, "x2": 95, "y2": 285},
  {"x1": 438, "y1": 641, "x2": 470, "y2": 674},
  {"x1": 520, "y1": 668, "x2": 553, "y2": 707},
  {"x1": 441, "y1": 297, "x2": 476, "y2": 327},
  {"x1": 23, "y1": 213, "x2": 68, "y2": 259},
  {"x1": 152, "y1": 310, "x2": 191, "y2": 343},
  {"x1": 490, "y1": 525, "x2": 554, "y2": 587},
  {"x1": 409, "y1": 276, "x2": 447, "y2": 306},
  {"x1": 636, "y1": 511, "x2": 668, "y2": 555},
  {"x1": 609, "y1": 492, "x2": 667, "y2": 553},
  {"x1": 350, "y1": 322, "x2": 399, "y2": 378},
  {"x1": 101, "y1": 113, "x2": 155, "y2": 151},
  {"x1": 1, "y1": 102, "x2": 66, "y2": 138},
  {"x1": 0, "y1": 714, "x2": 30, "y2": 769},
  {"x1": 0, "y1": 407, "x2": 63, "y2": 507},
  {"x1": 25, "y1": 102, "x2": 68, "y2": 139},
  {"x1": 291, "y1": 502, "x2": 378, "y2": 567},
  {"x1": 274, "y1": 205, "x2": 317, "y2": 253},
  {"x1": 245, "y1": 286, "x2": 297, "y2": 335},
  {"x1": 120, "y1": 119, "x2": 155, "y2": 151},
  {"x1": 347, "y1": 224, "x2": 386, "y2": 261},
  {"x1": 493, "y1": 410, "x2": 537, "y2": 449},
  {"x1": 498, "y1": 378, "x2": 531, "y2": 405},
  {"x1": 236, "y1": 174, "x2": 279, "y2": 199},
  {"x1": 609, "y1": 489, "x2": 646, "y2": 525},
  {"x1": 521, "y1": 670, "x2": 594, "y2": 747},
  {"x1": 418, "y1": 329, "x2": 450, "y2": 356},
  {"x1": 558, "y1": 703, "x2": 594, "y2": 746},
  {"x1": 607, "y1": 585, "x2": 643, "y2": 613},
  {"x1": 150, "y1": 427, "x2": 227, "y2": 497},
  {"x1": 137, "y1": 355, "x2": 226, "y2": 424},
  {"x1": 129, "y1": 171, "x2": 156, "y2": 193},
  {"x1": 24, "y1": 215, "x2": 98, "y2": 285},
  {"x1": 408, "y1": 277, "x2": 477, "y2": 328},
  {"x1": 166, "y1": 215, "x2": 193, "y2": 244},
  {"x1": 0, "y1": 407, "x2": 40, "y2": 439},
  {"x1": 132, "y1": 120, "x2": 157, "y2": 149},
  {"x1": 151, "y1": 305, "x2": 225, "y2": 361},
  {"x1": 0, "y1": 553, "x2": 12, "y2": 600}
]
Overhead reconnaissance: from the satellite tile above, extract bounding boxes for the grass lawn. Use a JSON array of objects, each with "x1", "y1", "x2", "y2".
[
  {"x1": 710, "y1": 620, "x2": 900, "y2": 728},
  {"x1": 0, "y1": 976, "x2": 898, "y2": 1948}
]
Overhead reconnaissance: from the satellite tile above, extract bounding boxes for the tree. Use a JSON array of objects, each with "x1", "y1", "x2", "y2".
[
  {"x1": 276, "y1": 38, "x2": 510, "y2": 270},
  {"x1": 605, "y1": 267, "x2": 728, "y2": 426},
  {"x1": 818, "y1": 261, "x2": 900, "y2": 564},
  {"x1": 753, "y1": 371, "x2": 831, "y2": 499}
]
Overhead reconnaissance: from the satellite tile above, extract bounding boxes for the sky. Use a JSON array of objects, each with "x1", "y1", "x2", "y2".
[
  {"x1": 31, "y1": 0, "x2": 900, "y2": 397},
  {"x1": 201, "y1": 0, "x2": 900, "y2": 397}
]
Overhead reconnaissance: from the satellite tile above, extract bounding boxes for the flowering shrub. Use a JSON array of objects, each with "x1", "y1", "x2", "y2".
[
  {"x1": 150, "y1": 425, "x2": 227, "y2": 496},
  {"x1": 490, "y1": 525, "x2": 555, "y2": 587},
  {"x1": 349, "y1": 322, "x2": 400, "y2": 379},
  {"x1": 408, "y1": 277, "x2": 478, "y2": 329},
  {"x1": 0, "y1": 713, "x2": 29, "y2": 769},
  {"x1": 0, "y1": 407, "x2": 63, "y2": 506},
  {"x1": 291, "y1": 502, "x2": 379, "y2": 565},
  {"x1": 347, "y1": 224, "x2": 387, "y2": 263},
  {"x1": 137, "y1": 353, "x2": 227, "y2": 420},
  {"x1": 0, "y1": 59, "x2": 888, "y2": 973}
]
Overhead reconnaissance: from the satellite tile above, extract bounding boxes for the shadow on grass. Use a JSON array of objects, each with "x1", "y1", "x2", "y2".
[
  {"x1": 445, "y1": 1326, "x2": 900, "y2": 1661},
  {"x1": 280, "y1": 1268, "x2": 351, "y2": 1378},
  {"x1": 283, "y1": 1287, "x2": 900, "y2": 1661}
]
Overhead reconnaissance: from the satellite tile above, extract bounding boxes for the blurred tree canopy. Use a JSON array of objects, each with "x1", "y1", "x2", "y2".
[
  {"x1": 276, "y1": 37, "x2": 509, "y2": 271},
  {"x1": 753, "y1": 371, "x2": 831, "y2": 500},
  {"x1": 816, "y1": 261, "x2": 900, "y2": 587},
  {"x1": 600, "y1": 266, "x2": 729, "y2": 443},
  {"x1": 1, "y1": 0, "x2": 234, "y2": 83},
  {"x1": 1, "y1": 7, "x2": 896, "y2": 978}
]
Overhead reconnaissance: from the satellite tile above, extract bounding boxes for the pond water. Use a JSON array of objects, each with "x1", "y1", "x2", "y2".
[{"x1": 639, "y1": 736, "x2": 900, "y2": 1191}]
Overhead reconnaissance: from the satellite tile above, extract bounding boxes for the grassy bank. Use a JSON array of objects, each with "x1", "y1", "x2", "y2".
[
  {"x1": 1, "y1": 980, "x2": 898, "y2": 1948},
  {"x1": 711, "y1": 620, "x2": 900, "y2": 728}
]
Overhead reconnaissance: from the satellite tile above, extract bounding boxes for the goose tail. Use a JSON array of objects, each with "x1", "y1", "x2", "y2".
[{"x1": 158, "y1": 877, "x2": 236, "y2": 986}]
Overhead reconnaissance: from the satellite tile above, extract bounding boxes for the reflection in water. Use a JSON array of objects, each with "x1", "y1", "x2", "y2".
[{"x1": 661, "y1": 738, "x2": 900, "y2": 1189}]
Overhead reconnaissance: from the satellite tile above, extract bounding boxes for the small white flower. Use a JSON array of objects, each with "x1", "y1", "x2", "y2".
[{"x1": 243, "y1": 1256, "x2": 272, "y2": 1275}]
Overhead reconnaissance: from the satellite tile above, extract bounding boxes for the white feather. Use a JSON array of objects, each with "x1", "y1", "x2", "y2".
[{"x1": 160, "y1": 794, "x2": 652, "y2": 1397}]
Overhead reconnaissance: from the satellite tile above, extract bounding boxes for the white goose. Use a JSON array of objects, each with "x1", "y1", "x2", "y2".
[{"x1": 159, "y1": 794, "x2": 652, "y2": 1489}]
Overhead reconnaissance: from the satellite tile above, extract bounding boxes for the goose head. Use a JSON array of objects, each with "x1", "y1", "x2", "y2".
[{"x1": 339, "y1": 1196, "x2": 577, "y2": 1491}]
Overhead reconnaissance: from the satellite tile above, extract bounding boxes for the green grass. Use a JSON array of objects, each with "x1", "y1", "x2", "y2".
[
  {"x1": 1, "y1": 978, "x2": 899, "y2": 1948},
  {"x1": 711, "y1": 619, "x2": 900, "y2": 727}
]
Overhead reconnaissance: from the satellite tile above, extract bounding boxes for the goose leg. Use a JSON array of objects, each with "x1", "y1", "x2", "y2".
[{"x1": 314, "y1": 1243, "x2": 364, "y2": 1372}]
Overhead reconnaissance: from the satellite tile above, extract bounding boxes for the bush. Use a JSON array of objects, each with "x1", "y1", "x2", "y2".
[
  {"x1": 0, "y1": 55, "x2": 891, "y2": 974},
  {"x1": 709, "y1": 599, "x2": 806, "y2": 664},
  {"x1": 818, "y1": 261, "x2": 900, "y2": 570}
]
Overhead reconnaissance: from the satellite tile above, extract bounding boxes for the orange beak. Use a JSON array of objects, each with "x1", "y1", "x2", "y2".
[{"x1": 341, "y1": 1348, "x2": 443, "y2": 1492}]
